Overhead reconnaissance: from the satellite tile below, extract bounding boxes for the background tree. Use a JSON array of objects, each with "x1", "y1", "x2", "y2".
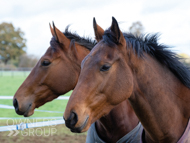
[
  {"x1": 0, "y1": 22, "x2": 26, "y2": 65},
  {"x1": 129, "y1": 21, "x2": 144, "y2": 36},
  {"x1": 178, "y1": 53, "x2": 190, "y2": 67}
]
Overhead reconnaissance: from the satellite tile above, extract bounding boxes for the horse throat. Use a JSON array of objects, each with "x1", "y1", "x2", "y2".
[{"x1": 95, "y1": 100, "x2": 138, "y2": 143}]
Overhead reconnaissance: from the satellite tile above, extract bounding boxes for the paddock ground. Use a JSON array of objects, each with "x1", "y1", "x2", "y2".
[{"x1": 0, "y1": 124, "x2": 86, "y2": 143}]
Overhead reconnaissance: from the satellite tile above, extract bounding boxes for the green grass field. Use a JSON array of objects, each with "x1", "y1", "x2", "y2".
[{"x1": 0, "y1": 76, "x2": 27, "y2": 95}]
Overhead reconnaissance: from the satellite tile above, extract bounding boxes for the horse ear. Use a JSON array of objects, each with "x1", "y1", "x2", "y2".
[
  {"x1": 110, "y1": 17, "x2": 125, "y2": 45},
  {"x1": 93, "y1": 18, "x2": 104, "y2": 42},
  {"x1": 52, "y1": 22, "x2": 70, "y2": 49},
  {"x1": 49, "y1": 23, "x2": 54, "y2": 36},
  {"x1": 52, "y1": 22, "x2": 60, "y2": 42}
]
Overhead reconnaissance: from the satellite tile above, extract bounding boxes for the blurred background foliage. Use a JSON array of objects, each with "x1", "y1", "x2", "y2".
[{"x1": 0, "y1": 22, "x2": 38, "y2": 69}]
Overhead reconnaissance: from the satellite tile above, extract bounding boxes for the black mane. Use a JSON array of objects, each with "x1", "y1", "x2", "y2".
[
  {"x1": 63, "y1": 26, "x2": 96, "y2": 51},
  {"x1": 103, "y1": 30, "x2": 190, "y2": 89},
  {"x1": 50, "y1": 26, "x2": 96, "y2": 51}
]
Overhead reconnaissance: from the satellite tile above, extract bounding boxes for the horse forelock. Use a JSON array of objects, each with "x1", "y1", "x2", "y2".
[
  {"x1": 63, "y1": 25, "x2": 96, "y2": 51},
  {"x1": 50, "y1": 37, "x2": 59, "y2": 50}
]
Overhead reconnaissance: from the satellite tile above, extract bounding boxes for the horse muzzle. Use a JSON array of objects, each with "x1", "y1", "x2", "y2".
[
  {"x1": 13, "y1": 98, "x2": 33, "y2": 117},
  {"x1": 64, "y1": 112, "x2": 89, "y2": 133}
]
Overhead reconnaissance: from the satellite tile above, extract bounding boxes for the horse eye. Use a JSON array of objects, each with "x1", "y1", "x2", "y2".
[
  {"x1": 100, "y1": 64, "x2": 111, "y2": 72},
  {"x1": 41, "y1": 60, "x2": 51, "y2": 66}
]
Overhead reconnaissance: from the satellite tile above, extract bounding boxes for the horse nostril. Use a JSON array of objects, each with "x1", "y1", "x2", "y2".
[
  {"x1": 13, "y1": 98, "x2": 19, "y2": 111},
  {"x1": 70, "y1": 112, "x2": 78, "y2": 126},
  {"x1": 65, "y1": 112, "x2": 78, "y2": 128}
]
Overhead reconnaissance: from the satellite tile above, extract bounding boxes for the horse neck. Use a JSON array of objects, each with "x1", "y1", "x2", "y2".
[
  {"x1": 95, "y1": 100, "x2": 139, "y2": 143},
  {"x1": 128, "y1": 53, "x2": 190, "y2": 142}
]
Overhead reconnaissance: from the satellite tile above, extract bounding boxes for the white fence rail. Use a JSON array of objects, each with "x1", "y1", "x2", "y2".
[
  {"x1": 0, "y1": 119, "x2": 65, "y2": 132},
  {"x1": 0, "y1": 104, "x2": 63, "y2": 113},
  {"x1": 0, "y1": 96, "x2": 70, "y2": 100}
]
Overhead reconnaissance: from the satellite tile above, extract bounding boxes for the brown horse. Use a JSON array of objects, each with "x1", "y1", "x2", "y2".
[
  {"x1": 13, "y1": 23, "x2": 139, "y2": 142},
  {"x1": 13, "y1": 23, "x2": 91, "y2": 116},
  {"x1": 64, "y1": 17, "x2": 190, "y2": 143}
]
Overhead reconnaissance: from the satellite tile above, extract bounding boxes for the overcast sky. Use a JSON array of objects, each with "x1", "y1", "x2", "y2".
[{"x1": 0, "y1": 0, "x2": 190, "y2": 57}]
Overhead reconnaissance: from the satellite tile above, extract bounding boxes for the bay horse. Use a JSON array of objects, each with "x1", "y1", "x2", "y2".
[
  {"x1": 64, "y1": 17, "x2": 190, "y2": 143},
  {"x1": 13, "y1": 23, "x2": 139, "y2": 142}
]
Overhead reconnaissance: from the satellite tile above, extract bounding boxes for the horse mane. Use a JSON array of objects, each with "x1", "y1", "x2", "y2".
[
  {"x1": 63, "y1": 25, "x2": 96, "y2": 51},
  {"x1": 50, "y1": 26, "x2": 96, "y2": 52},
  {"x1": 103, "y1": 30, "x2": 190, "y2": 89}
]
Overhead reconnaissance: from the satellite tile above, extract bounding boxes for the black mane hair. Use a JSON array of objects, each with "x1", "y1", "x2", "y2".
[
  {"x1": 103, "y1": 30, "x2": 190, "y2": 89},
  {"x1": 63, "y1": 26, "x2": 96, "y2": 51},
  {"x1": 50, "y1": 26, "x2": 96, "y2": 51}
]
